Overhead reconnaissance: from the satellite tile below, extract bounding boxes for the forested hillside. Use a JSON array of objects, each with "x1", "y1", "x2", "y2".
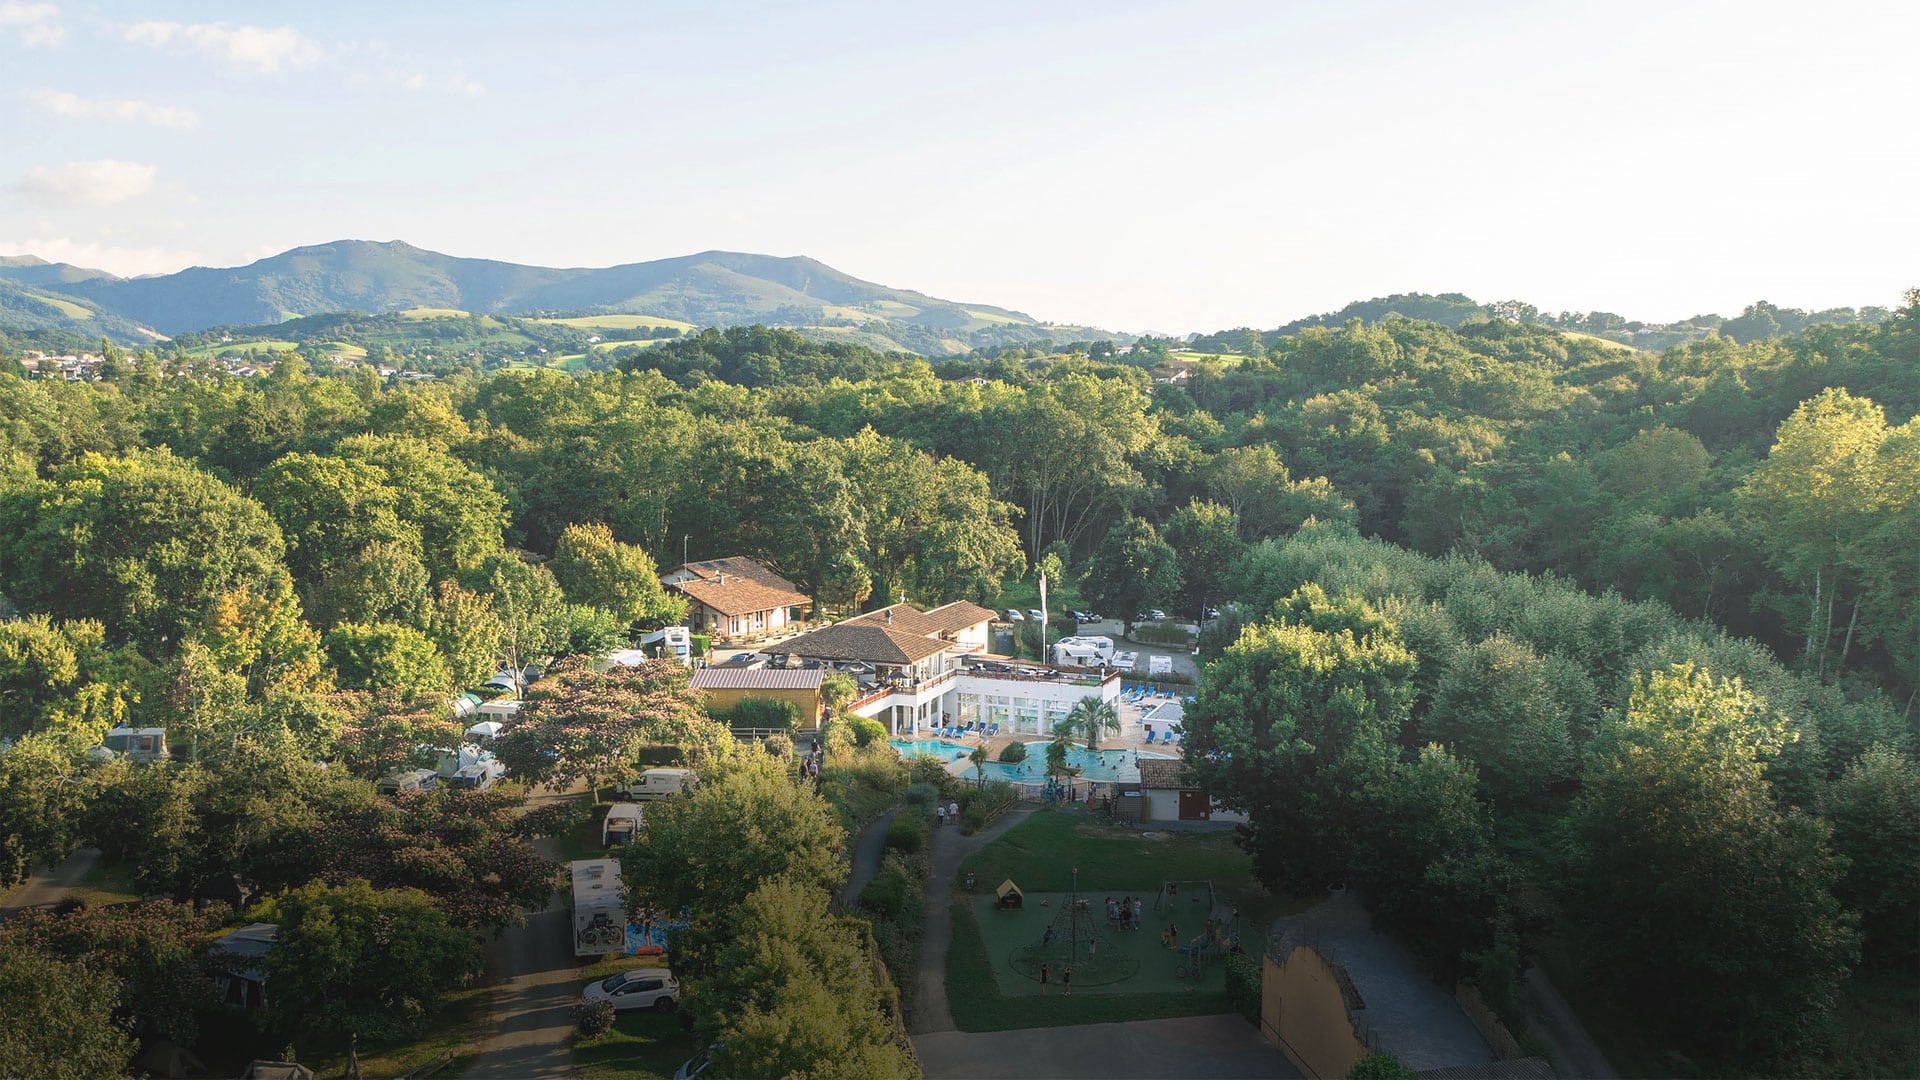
[{"x1": 0, "y1": 292, "x2": 1914, "y2": 1075}]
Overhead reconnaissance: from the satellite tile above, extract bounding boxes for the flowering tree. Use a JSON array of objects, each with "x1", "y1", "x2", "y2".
[{"x1": 494, "y1": 655, "x2": 733, "y2": 796}]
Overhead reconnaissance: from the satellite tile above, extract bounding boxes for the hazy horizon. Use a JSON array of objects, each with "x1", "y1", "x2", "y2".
[{"x1": 2, "y1": 0, "x2": 1914, "y2": 333}]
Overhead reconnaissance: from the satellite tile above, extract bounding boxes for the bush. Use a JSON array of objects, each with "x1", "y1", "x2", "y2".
[
  {"x1": 1132, "y1": 621, "x2": 1194, "y2": 645},
  {"x1": 905, "y1": 782, "x2": 940, "y2": 807},
  {"x1": 573, "y1": 998, "x2": 615, "y2": 1038},
  {"x1": 860, "y1": 866, "x2": 912, "y2": 921},
  {"x1": 906, "y1": 756, "x2": 953, "y2": 792},
  {"x1": 725, "y1": 696, "x2": 801, "y2": 731},
  {"x1": 688, "y1": 633, "x2": 710, "y2": 658},
  {"x1": 1225, "y1": 953, "x2": 1261, "y2": 1024},
  {"x1": 960, "y1": 806, "x2": 988, "y2": 833},
  {"x1": 885, "y1": 814, "x2": 923, "y2": 853},
  {"x1": 1347, "y1": 1052, "x2": 1416, "y2": 1080},
  {"x1": 998, "y1": 741, "x2": 1028, "y2": 763},
  {"x1": 851, "y1": 716, "x2": 888, "y2": 747},
  {"x1": 762, "y1": 733, "x2": 794, "y2": 758}
]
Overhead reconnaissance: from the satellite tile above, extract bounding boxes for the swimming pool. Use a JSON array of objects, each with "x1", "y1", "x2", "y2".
[
  {"x1": 973, "y1": 741, "x2": 1176, "y2": 784},
  {"x1": 888, "y1": 738, "x2": 976, "y2": 762}
]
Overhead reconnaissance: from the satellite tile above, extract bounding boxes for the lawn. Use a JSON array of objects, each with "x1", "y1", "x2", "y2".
[
  {"x1": 575, "y1": 1009, "x2": 701, "y2": 1080},
  {"x1": 297, "y1": 984, "x2": 489, "y2": 1079},
  {"x1": 1168, "y1": 349, "x2": 1247, "y2": 365},
  {"x1": 994, "y1": 573, "x2": 1087, "y2": 616},
  {"x1": 535, "y1": 313, "x2": 696, "y2": 332},
  {"x1": 945, "y1": 808, "x2": 1305, "y2": 1031},
  {"x1": 66, "y1": 858, "x2": 142, "y2": 907}
]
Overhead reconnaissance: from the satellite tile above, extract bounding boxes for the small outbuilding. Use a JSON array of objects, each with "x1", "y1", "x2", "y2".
[{"x1": 995, "y1": 879, "x2": 1025, "y2": 909}]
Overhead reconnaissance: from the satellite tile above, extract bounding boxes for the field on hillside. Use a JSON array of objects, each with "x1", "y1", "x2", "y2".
[{"x1": 535, "y1": 313, "x2": 696, "y2": 332}]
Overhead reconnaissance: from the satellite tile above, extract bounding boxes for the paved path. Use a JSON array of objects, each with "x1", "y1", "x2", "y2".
[
  {"x1": 1269, "y1": 889, "x2": 1494, "y2": 1072},
  {"x1": 909, "y1": 803, "x2": 1038, "y2": 1033},
  {"x1": 842, "y1": 806, "x2": 903, "y2": 908},
  {"x1": 917, "y1": 1014, "x2": 1298, "y2": 1079},
  {"x1": 468, "y1": 783, "x2": 591, "y2": 1079},
  {"x1": 1518, "y1": 966, "x2": 1617, "y2": 1080},
  {"x1": 0, "y1": 847, "x2": 100, "y2": 919}
]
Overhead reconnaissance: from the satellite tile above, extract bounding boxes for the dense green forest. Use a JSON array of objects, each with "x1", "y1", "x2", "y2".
[{"x1": 0, "y1": 292, "x2": 1914, "y2": 1075}]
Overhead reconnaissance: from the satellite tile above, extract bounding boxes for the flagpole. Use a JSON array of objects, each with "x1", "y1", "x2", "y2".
[{"x1": 1039, "y1": 571, "x2": 1049, "y2": 664}]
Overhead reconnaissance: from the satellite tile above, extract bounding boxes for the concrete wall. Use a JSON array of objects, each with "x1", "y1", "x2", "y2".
[
  {"x1": 1262, "y1": 946, "x2": 1372, "y2": 1080},
  {"x1": 1144, "y1": 788, "x2": 1180, "y2": 821}
]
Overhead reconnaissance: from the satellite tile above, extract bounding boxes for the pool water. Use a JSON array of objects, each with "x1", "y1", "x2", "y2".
[
  {"x1": 888, "y1": 738, "x2": 976, "y2": 761},
  {"x1": 974, "y1": 741, "x2": 1175, "y2": 784}
]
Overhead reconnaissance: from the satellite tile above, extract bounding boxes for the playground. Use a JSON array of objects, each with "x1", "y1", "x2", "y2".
[{"x1": 966, "y1": 878, "x2": 1241, "y2": 996}]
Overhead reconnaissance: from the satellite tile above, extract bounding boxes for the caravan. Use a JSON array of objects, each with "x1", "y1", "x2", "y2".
[
  {"x1": 571, "y1": 859, "x2": 629, "y2": 957},
  {"x1": 1050, "y1": 636, "x2": 1115, "y2": 668}
]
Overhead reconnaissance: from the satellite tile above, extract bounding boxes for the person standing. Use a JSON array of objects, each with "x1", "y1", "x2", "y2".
[
  {"x1": 936, "y1": 804, "x2": 946, "y2": 828},
  {"x1": 1063, "y1": 965, "x2": 1073, "y2": 996},
  {"x1": 1039, "y1": 962, "x2": 1050, "y2": 995},
  {"x1": 948, "y1": 800, "x2": 959, "y2": 824},
  {"x1": 1132, "y1": 895, "x2": 1144, "y2": 928}
]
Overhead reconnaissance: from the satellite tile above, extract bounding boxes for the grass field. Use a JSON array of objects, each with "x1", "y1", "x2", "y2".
[
  {"x1": 1557, "y1": 330, "x2": 1636, "y2": 351},
  {"x1": 31, "y1": 292, "x2": 93, "y2": 319},
  {"x1": 398, "y1": 306, "x2": 475, "y2": 320},
  {"x1": 536, "y1": 313, "x2": 696, "y2": 332},
  {"x1": 1168, "y1": 349, "x2": 1247, "y2": 365},
  {"x1": 944, "y1": 808, "x2": 1303, "y2": 1031},
  {"x1": 575, "y1": 1008, "x2": 701, "y2": 1080},
  {"x1": 966, "y1": 892, "x2": 1229, "y2": 995},
  {"x1": 300, "y1": 984, "x2": 488, "y2": 1079},
  {"x1": 181, "y1": 339, "x2": 299, "y2": 358}
]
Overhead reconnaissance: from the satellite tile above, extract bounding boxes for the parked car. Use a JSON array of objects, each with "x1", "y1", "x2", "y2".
[
  {"x1": 581, "y1": 968, "x2": 679, "y2": 1012},
  {"x1": 673, "y1": 1045, "x2": 720, "y2": 1080},
  {"x1": 376, "y1": 768, "x2": 439, "y2": 798},
  {"x1": 1026, "y1": 608, "x2": 1044, "y2": 621},
  {"x1": 1085, "y1": 612, "x2": 1104, "y2": 623},
  {"x1": 1149, "y1": 609, "x2": 1167, "y2": 620},
  {"x1": 1005, "y1": 609, "x2": 1025, "y2": 621},
  {"x1": 449, "y1": 759, "x2": 506, "y2": 791},
  {"x1": 1204, "y1": 606, "x2": 1220, "y2": 620}
]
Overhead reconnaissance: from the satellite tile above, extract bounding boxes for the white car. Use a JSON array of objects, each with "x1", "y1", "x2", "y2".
[
  {"x1": 582, "y1": 967, "x2": 680, "y2": 1012},
  {"x1": 1005, "y1": 609, "x2": 1025, "y2": 621},
  {"x1": 1027, "y1": 608, "x2": 1045, "y2": 622}
]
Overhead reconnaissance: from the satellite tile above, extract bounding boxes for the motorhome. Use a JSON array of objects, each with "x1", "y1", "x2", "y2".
[
  {"x1": 449, "y1": 759, "x2": 507, "y2": 791},
  {"x1": 1148, "y1": 654, "x2": 1174, "y2": 677},
  {"x1": 376, "y1": 768, "x2": 440, "y2": 797},
  {"x1": 616, "y1": 767, "x2": 695, "y2": 801},
  {"x1": 571, "y1": 859, "x2": 629, "y2": 957},
  {"x1": 602, "y1": 803, "x2": 644, "y2": 846},
  {"x1": 1050, "y1": 636, "x2": 1115, "y2": 668}
]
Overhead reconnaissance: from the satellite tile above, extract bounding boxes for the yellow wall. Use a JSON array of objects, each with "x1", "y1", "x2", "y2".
[
  {"x1": 702, "y1": 687, "x2": 822, "y2": 728},
  {"x1": 1262, "y1": 946, "x2": 1371, "y2": 1080}
]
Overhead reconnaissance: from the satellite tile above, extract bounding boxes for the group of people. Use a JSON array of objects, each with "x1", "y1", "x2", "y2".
[
  {"x1": 933, "y1": 799, "x2": 961, "y2": 826},
  {"x1": 1105, "y1": 894, "x2": 1144, "y2": 931}
]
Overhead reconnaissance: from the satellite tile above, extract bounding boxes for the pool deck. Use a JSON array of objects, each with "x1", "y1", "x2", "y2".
[{"x1": 896, "y1": 692, "x2": 1191, "y2": 778}]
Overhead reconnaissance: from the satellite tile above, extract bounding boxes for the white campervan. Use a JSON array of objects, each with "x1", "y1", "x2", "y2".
[
  {"x1": 1051, "y1": 635, "x2": 1115, "y2": 668},
  {"x1": 617, "y1": 767, "x2": 695, "y2": 801}
]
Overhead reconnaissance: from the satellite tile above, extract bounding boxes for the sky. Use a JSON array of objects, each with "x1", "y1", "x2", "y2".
[{"x1": 1, "y1": 0, "x2": 1915, "y2": 333}]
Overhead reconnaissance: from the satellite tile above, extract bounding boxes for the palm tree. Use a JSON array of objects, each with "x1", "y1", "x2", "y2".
[
  {"x1": 969, "y1": 744, "x2": 988, "y2": 785},
  {"x1": 1063, "y1": 695, "x2": 1121, "y2": 751}
]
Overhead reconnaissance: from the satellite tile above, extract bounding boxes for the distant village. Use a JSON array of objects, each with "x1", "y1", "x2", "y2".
[{"x1": 18, "y1": 348, "x2": 436, "y2": 382}]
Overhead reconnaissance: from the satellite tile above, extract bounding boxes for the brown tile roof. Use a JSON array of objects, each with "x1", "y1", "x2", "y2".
[
  {"x1": 689, "y1": 667, "x2": 824, "y2": 691},
  {"x1": 842, "y1": 603, "x2": 943, "y2": 636},
  {"x1": 1138, "y1": 759, "x2": 1195, "y2": 789},
  {"x1": 672, "y1": 576, "x2": 812, "y2": 617},
  {"x1": 673, "y1": 556, "x2": 799, "y2": 592},
  {"x1": 762, "y1": 622, "x2": 951, "y2": 666},
  {"x1": 924, "y1": 601, "x2": 995, "y2": 633}
]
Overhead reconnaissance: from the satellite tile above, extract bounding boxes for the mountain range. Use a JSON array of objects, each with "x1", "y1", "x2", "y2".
[{"x1": 0, "y1": 241, "x2": 1108, "y2": 355}]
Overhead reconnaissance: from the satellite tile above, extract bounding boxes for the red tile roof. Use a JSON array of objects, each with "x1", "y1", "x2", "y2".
[
  {"x1": 671, "y1": 576, "x2": 811, "y2": 617},
  {"x1": 762, "y1": 623, "x2": 951, "y2": 665}
]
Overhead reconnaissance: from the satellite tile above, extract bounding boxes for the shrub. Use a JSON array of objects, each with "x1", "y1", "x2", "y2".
[
  {"x1": 1347, "y1": 1052, "x2": 1416, "y2": 1080},
  {"x1": 906, "y1": 756, "x2": 952, "y2": 792},
  {"x1": 687, "y1": 633, "x2": 710, "y2": 658},
  {"x1": 1133, "y1": 620, "x2": 1194, "y2": 645},
  {"x1": 998, "y1": 741, "x2": 1028, "y2": 763},
  {"x1": 885, "y1": 814, "x2": 923, "y2": 853},
  {"x1": 725, "y1": 696, "x2": 801, "y2": 731},
  {"x1": 762, "y1": 733, "x2": 794, "y2": 758},
  {"x1": 851, "y1": 716, "x2": 888, "y2": 747},
  {"x1": 573, "y1": 998, "x2": 615, "y2": 1038},
  {"x1": 860, "y1": 866, "x2": 912, "y2": 921},
  {"x1": 1225, "y1": 953, "x2": 1261, "y2": 1024},
  {"x1": 960, "y1": 806, "x2": 988, "y2": 833},
  {"x1": 904, "y1": 782, "x2": 939, "y2": 807}
]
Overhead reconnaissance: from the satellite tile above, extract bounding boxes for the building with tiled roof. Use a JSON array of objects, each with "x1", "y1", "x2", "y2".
[
  {"x1": 688, "y1": 666, "x2": 824, "y2": 726},
  {"x1": 661, "y1": 556, "x2": 812, "y2": 641}
]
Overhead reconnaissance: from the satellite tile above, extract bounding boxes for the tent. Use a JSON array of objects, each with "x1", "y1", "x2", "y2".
[
  {"x1": 465, "y1": 720, "x2": 505, "y2": 740},
  {"x1": 995, "y1": 879, "x2": 1024, "y2": 909}
]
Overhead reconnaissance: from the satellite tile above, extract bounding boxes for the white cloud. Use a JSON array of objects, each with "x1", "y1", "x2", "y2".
[
  {"x1": 23, "y1": 89, "x2": 199, "y2": 130},
  {"x1": 0, "y1": 235, "x2": 199, "y2": 277},
  {"x1": 0, "y1": 2, "x2": 64, "y2": 46},
  {"x1": 121, "y1": 20, "x2": 322, "y2": 74},
  {"x1": 445, "y1": 74, "x2": 484, "y2": 96},
  {"x1": 394, "y1": 71, "x2": 483, "y2": 96},
  {"x1": 13, "y1": 160, "x2": 158, "y2": 208}
]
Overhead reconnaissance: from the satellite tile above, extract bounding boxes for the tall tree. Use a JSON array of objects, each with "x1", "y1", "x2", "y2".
[
  {"x1": 0, "y1": 947, "x2": 136, "y2": 1080},
  {"x1": 492, "y1": 655, "x2": 733, "y2": 795},
  {"x1": 1825, "y1": 746, "x2": 1920, "y2": 961},
  {"x1": 1163, "y1": 499, "x2": 1245, "y2": 621},
  {"x1": 1060, "y1": 695, "x2": 1121, "y2": 751},
  {"x1": 1561, "y1": 664, "x2": 1857, "y2": 1064},
  {"x1": 1182, "y1": 588, "x2": 1415, "y2": 893},
  {"x1": 549, "y1": 522, "x2": 685, "y2": 627},
  {"x1": 1081, "y1": 516, "x2": 1181, "y2": 633}
]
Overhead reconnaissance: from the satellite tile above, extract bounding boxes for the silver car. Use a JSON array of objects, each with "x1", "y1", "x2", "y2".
[{"x1": 581, "y1": 967, "x2": 679, "y2": 1013}]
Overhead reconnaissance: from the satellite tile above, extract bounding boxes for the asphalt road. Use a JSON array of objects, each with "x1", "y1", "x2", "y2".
[
  {"x1": 917, "y1": 1014, "x2": 1297, "y2": 1079},
  {"x1": 0, "y1": 847, "x2": 101, "y2": 918}
]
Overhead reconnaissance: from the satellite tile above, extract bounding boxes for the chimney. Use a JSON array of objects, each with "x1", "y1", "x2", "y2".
[
  {"x1": 883, "y1": 609, "x2": 892, "y2": 625},
  {"x1": 716, "y1": 572, "x2": 726, "y2": 585}
]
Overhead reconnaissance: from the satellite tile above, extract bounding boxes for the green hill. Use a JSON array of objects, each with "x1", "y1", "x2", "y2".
[{"x1": 0, "y1": 240, "x2": 1103, "y2": 355}]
